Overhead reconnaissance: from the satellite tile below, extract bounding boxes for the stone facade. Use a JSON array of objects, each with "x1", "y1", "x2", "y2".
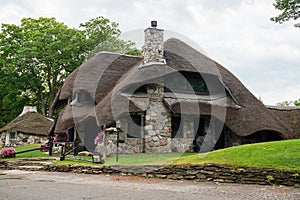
[{"x1": 0, "y1": 132, "x2": 48, "y2": 147}]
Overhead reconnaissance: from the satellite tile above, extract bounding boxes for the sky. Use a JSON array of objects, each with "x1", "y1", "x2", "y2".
[{"x1": 0, "y1": 0, "x2": 299, "y2": 105}]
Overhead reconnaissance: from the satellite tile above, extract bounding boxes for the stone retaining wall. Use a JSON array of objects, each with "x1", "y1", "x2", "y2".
[{"x1": 0, "y1": 158, "x2": 299, "y2": 187}]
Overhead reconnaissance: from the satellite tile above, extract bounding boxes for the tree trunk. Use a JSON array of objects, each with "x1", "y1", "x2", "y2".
[
  {"x1": 48, "y1": 90, "x2": 55, "y2": 118},
  {"x1": 38, "y1": 87, "x2": 46, "y2": 116},
  {"x1": 48, "y1": 73, "x2": 58, "y2": 119}
]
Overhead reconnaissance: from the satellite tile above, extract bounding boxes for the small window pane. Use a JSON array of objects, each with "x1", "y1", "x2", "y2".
[
  {"x1": 189, "y1": 78, "x2": 208, "y2": 92},
  {"x1": 10, "y1": 132, "x2": 16, "y2": 140}
]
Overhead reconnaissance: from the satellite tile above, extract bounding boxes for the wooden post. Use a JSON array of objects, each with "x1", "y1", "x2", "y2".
[{"x1": 103, "y1": 125, "x2": 107, "y2": 160}]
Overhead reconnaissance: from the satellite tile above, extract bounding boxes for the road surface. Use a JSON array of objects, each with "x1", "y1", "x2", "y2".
[{"x1": 0, "y1": 170, "x2": 299, "y2": 200}]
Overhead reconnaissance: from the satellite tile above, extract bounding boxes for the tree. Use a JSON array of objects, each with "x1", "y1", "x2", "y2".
[
  {"x1": 80, "y1": 16, "x2": 141, "y2": 59},
  {"x1": 0, "y1": 17, "x2": 86, "y2": 117},
  {"x1": 271, "y1": 0, "x2": 300, "y2": 27},
  {"x1": 0, "y1": 16, "x2": 140, "y2": 122},
  {"x1": 276, "y1": 99, "x2": 300, "y2": 106}
]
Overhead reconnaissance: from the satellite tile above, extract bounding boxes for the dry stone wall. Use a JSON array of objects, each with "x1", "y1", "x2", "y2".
[{"x1": 1, "y1": 158, "x2": 299, "y2": 187}]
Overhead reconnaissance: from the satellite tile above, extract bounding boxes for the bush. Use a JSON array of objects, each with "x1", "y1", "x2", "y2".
[{"x1": 0, "y1": 147, "x2": 16, "y2": 158}]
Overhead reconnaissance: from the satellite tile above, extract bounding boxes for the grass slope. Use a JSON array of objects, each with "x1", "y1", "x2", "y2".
[{"x1": 174, "y1": 139, "x2": 300, "y2": 171}]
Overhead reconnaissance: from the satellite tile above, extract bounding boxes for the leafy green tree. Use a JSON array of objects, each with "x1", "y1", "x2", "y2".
[
  {"x1": 276, "y1": 99, "x2": 300, "y2": 106},
  {"x1": 271, "y1": 0, "x2": 300, "y2": 27},
  {"x1": 0, "y1": 17, "x2": 86, "y2": 117},
  {"x1": 276, "y1": 100, "x2": 294, "y2": 106},
  {"x1": 80, "y1": 16, "x2": 141, "y2": 59},
  {"x1": 294, "y1": 99, "x2": 300, "y2": 106},
  {"x1": 0, "y1": 16, "x2": 140, "y2": 124}
]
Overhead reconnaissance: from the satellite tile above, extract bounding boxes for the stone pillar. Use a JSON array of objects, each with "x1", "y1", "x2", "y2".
[
  {"x1": 142, "y1": 21, "x2": 165, "y2": 64},
  {"x1": 144, "y1": 83, "x2": 172, "y2": 153}
]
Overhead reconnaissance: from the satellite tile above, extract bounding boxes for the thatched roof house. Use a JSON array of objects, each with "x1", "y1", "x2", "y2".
[
  {"x1": 0, "y1": 106, "x2": 53, "y2": 146},
  {"x1": 50, "y1": 22, "x2": 300, "y2": 153}
]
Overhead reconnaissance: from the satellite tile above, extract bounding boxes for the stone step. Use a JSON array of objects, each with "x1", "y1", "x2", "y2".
[
  {"x1": 18, "y1": 165, "x2": 44, "y2": 171},
  {"x1": 17, "y1": 157, "x2": 57, "y2": 162}
]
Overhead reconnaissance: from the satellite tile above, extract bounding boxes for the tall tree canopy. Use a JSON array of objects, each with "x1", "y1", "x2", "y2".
[
  {"x1": 271, "y1": 0, "x2": 300, "y2": 27},
  {"x1": 0, "y1": 16, "x2": 140, "y2": 126}
]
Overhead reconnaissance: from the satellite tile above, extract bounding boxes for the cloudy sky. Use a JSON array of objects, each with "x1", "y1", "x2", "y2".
[{"x1": 0, "y1": 0, "x2": 299, "y2": 105}]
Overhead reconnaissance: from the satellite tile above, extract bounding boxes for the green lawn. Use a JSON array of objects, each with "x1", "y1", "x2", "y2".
[
  {"x1": 173, "y1": 139, "x2": 300, "y2": 171},
  {"x1": 56, "y1": 152, "x2": 186, "y2": 166},
  {"x1": 2, "y1": 139, "x2": 300, "y2": 171}
]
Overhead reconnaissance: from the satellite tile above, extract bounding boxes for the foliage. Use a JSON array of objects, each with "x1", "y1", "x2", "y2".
[
  {"x1": 174, "y1": 139, "x2": 300, "y2": 171},
  {"x1": 0, "y1": 147, "x2": 16, "y2": 158},
  {"x1": 294, "y1": 99, "x2": 300, "y2": 106},
  {"x1": 80, "y1": 16, "x2": 141, "y2": 59},
  {"x1": 0, "y1": 16, "x2": 140, "y2": 125},
  {"x1": 271, "y1": 0, "x2": 300, "y2": 27},
  {"x1": 266, "y1": 175, "x2": 275, "y2": 184},
  {"x1": 276, "y1": 99, "x2": 300, "y2": 106},
  {"x1": 276, "y1": 100, "x2": 294, "y2": 106}
]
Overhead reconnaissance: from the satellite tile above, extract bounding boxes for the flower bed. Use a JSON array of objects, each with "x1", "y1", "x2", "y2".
[{"x1": 0, "y1": 147, "x2": 16, "y2": 158}]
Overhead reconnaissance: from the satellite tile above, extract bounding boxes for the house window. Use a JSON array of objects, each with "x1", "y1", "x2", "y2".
[
  {"x1": 10, "y1": 132, "x2": 16, "y2": 140},
  {"x1": 188, "y1": 78, "x2": 208, "y2": 93},
  {"x1": 164, "y1": 72, "x2": 209, "y2": 94},
  {"x1": 134, "y1": 85, "x2": 147, "y2": 94}
]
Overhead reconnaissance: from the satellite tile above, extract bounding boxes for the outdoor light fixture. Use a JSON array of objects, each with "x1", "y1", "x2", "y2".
[{"x1": 116, "y1": 120, "x2": 121, "y2": 162}]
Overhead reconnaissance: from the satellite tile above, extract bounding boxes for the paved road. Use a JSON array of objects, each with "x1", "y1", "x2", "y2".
[{"x1": 0, "y1": 170, "x2": 300, "y2": 200}]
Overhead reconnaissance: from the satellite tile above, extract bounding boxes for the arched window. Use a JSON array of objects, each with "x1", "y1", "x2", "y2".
[{"x1": 164, "y1": 72, "x2": 209, "y2": 94}]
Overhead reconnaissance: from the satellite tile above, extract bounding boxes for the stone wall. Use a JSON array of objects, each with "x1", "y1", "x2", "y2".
[
  {"x1": 1, "y1": 158, "x2": 299, "y2": 187},
  {"x1": 0, "y1": 132, "x2": 48, "y2": 147},
  {"x1": 170, "y1": 139, "x2": 194, "y2": 152}
]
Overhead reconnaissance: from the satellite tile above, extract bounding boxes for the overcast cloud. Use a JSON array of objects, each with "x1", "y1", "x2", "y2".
[{"x1": 0, "y1": 0, "x2": 299, "y2": 105}]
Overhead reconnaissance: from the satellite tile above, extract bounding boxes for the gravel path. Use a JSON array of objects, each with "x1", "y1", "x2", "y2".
[{"x1": 0, "y1": 170, "x2": 300, "y2": 200}]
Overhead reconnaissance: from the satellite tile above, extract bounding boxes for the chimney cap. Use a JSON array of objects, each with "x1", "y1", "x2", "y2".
[{"x1": 151, "y1": 20, "x2": 157, "y2": 28}]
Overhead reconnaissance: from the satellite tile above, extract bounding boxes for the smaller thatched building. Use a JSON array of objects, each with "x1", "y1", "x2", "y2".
[{"x1": 0, "y1": 106, "x2": 53, "y2": 147}]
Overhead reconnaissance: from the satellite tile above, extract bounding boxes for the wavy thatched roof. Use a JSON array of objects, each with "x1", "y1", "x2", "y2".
[
  {"x1": 0, "y1": 112, "x2": 53, "y2": 136},
  {"x1": 51, "y1": 38, "x2": 295, "y2": 139},
  {"x1": 267, "y1": 106, "x2": 300, "y2": 139}
]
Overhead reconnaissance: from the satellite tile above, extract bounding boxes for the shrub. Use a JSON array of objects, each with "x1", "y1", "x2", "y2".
[{"x1": 0, "y1": 147, "x2": 16, "y2": 158}]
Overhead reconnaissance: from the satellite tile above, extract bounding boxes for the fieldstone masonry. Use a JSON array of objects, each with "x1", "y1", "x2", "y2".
[
  {"x1": 145, "y1": 84, "x2": 172, "y2": 153},
  {"x1": 1, "y1": 158, "x2": 299, "y2": 187},
  {"x1": 142, "y1": 26, "x2": 164, "y2": 64},
  {"x1": 0, "y1": 132, "x2": 48, "y2": 147}
]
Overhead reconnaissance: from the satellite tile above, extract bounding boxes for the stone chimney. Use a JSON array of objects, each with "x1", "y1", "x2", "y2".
[{"x1": 142, "y1": 21, "x2": 165, "y2": 64}]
